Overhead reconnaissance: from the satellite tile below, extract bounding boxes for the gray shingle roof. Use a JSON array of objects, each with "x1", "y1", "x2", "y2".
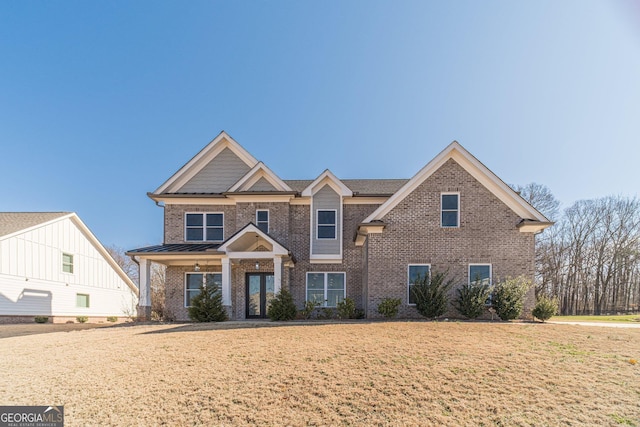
[
  {"x1": 0, "y1": 212, "x2": 71, "y2": 238},
  {"x1": 283, "y1": 179, "x2": 408, "y2": 195}
]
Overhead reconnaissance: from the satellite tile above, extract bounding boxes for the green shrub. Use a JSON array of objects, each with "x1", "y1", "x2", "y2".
[
  {"x1": 411, "y1": 271, "x2": 454, "y2": 319},
  {"x1": 492, "y1": 276, "x2": 532, "y2": 321},
  {"x1": 532, "y1": 295, "x2": 558, "y2": 322},
  {"x1": 76, "y1": 316, "x2": 88, "y2": 323},
  {"x1": 188, "y1": 285, "x2": 228, "y2": 322},
  {"x1": 317, "y1": 308, "x2": 336, "y2": 320},
  {"x1": 106, "y1": 316, "x2": 118, "y2": 323},
  {"x1": 267, "y1": 289, "x2": 297, "y2": 321},
  {"x1": 301, "y1": 300, "x2": 319, "y2": 319},
  {"x1": 377, "y1": 298, "x2": 401, "y2": 319},
  {"x1": 453, "y1": 283, "x2": 493, "y2": 319},
  {"x1": 34, "y1": 316, "x2": 48, "y2": 324},
  {"x1": 337, "y1": 297, "x2": 357, "y2": 319}
]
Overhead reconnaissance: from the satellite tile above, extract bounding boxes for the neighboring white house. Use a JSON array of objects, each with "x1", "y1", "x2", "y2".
[{"x1": 0, "y1": 212, "x2": 138, "y2": 322}]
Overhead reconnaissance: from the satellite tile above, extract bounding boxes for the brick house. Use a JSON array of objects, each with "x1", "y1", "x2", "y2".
[{"x1": 127, "y1": 131, "x2": 551, "y2": 320}]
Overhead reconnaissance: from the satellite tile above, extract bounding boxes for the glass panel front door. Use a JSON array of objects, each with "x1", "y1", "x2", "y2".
[{"x1": 246, "y1": 273, "x2": 275, "y2": 319}]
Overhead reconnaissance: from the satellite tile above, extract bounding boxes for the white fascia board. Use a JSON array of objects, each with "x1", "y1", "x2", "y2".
[
  {"x1": 154, "y1": 131, "x2": 259, "y2": 194},
  {"x1": 151, "y1": 197, "x2": 236, "y2": 205},
  {"x1": 363, "y1": 141, "x2": 550, "y2": 223},
  {"x1": 301, "y1": 170, "x2": 353, "y2": 197},
  {"x1": 68, "y1": 214, "x2": 139, "y2": 296},
  {"x1": 228, "y1": 162, "x2": 293, "y2": 192},
  {"x1": 218, "y1": 223, "x2": 288, "y2": 255}
]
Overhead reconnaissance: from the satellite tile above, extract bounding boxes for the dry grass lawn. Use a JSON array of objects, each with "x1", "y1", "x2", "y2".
[{"x1": 0, "y1": 321, "x2": 639, "y2": 426}]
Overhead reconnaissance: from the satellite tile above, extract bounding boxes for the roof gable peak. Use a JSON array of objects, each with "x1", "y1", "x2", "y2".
[
  {"x1": 301, "y1": 169, "x2": 352, "y2": 197},
  {"x1": 154, "y1": 131, "x2": 259, "y2": 194},
  {"x1": 228, "y1": 161, "x2": 293, "y2": 192}
]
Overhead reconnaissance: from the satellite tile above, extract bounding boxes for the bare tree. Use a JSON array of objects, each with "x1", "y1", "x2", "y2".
[{"x1": 511, "y1": 182, "x2": 560, "y2": 221}]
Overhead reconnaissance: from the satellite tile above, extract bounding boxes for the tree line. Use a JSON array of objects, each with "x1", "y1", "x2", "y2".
[{"x1": 516, "y1": 184, "x2": 640, "y2": 315}]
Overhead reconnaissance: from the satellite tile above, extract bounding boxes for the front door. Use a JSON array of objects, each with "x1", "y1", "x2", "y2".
[{"x1": 246, "y1": 273, "x2": 275, "y2": 319}]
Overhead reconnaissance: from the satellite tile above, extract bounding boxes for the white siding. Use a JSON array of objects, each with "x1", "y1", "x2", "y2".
[
  {"x1": 0, "y1": 217, "x2": 137, "y2": 317},
  {"x1": 179, "y1": 147, "x2": 251, "y2": 193}
]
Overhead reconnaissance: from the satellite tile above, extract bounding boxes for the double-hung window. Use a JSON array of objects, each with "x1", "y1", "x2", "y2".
[
  {"x1": 306, "y1": 272, "x2": 345, "y2": 307},
  {"x1": 185, "y1": 213, "x2": 224, "y2": 241},
  {"x1": 469, "y1": 264, "x2": 492, "y2": 304},
  {"x1": 185, "y1": 272, "x2": 222, "y2": 307},
  {"x1": 441, "y1": 193, "x2": 459, "y2": 227},
  {"x1": 317, "y1": 210, "x2": 336, "y2": 239},
  {"x1": 62, "y1": 253, "x2": 74, "y2": 274},
  {"x1": 256, "y1": 210, "x2": 269, "y2": 234},
  {"x1": 408, "y1": 264, "x2": 430, "y2": 305}
]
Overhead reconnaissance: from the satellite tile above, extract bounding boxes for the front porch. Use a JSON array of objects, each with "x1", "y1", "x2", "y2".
[{"x1": 127, "y1": 224, "x2": 294, "y2": 320}]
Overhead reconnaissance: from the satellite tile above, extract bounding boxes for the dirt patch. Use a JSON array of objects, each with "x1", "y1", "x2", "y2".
[{"x1": 0, "y1": 321, "x2": 638, "y2": 426}]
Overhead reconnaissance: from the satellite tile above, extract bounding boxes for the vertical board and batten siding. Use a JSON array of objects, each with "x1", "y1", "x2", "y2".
[
  {"x1": 311, "y1": 184, "x2": 341, "y2": 255},
  {"x1": 0, "y1": 217, "x2": 137, "y2": 317},
  {"x1": 179, "y1": 147, "x2": 251, "y2": 193}
]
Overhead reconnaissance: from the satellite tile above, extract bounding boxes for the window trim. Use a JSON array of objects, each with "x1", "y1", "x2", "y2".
[
  {"x1": 441, "y1": 192, "x2": 460, "y2": 228},
  {"x1": 316, "y1": 209, "x2": 337, "y2": 240},
  {"x1": 76, "y1": 293, "x2": 90, "y2": 308},
  {"x1": 62, "y1": 252, "x2": 74, "y2": 274},
  {"x1": 256, "y1": 209, "x2": 269, "y2": 234},
  {"x1": 305, "y1": 272, "x2": 346, "y2": 307},
  {"x1": 184, "y1": 272, "x2": 223, "y2": 307},
  {"x1": 469, "y1": 263, "x2": 493, "y2": 305},
  {"x1": 407, "y1": 264, "x2": 431, "y2": 306},
  {"x1": 184, "y1": 212, "x2": 224, "y2": 242}
]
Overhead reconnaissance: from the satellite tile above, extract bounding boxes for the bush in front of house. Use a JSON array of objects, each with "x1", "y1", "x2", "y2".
[
  {"x1": 532, "y1": 294, "x2": 558, "y2": 322},
  {"x1": 34, "y1": 316, "x2": 48, "y2": 323},
  {"x1": 492, "y1": 276, "x2": 532, "y2": 321},
  {"x1": 301, "y1": 300, "x2": 320, "y2": 319},
  {"x1": 412, "y1": 270, "x2": 454, "y2": 319},
  {"x1": 188, "y1": 285, "x2": 228, "y2": 322},
  {"x1": 337, "y1": 297, "x2": 357, "y2": 319},
  {"x1": 453, "y1": 283, "x2": 493, "y2": 319},
  {"x1": 76, "y1": 316, "x2": 88, "y2": 323},
  {"x1": 377, "y1": 298, "x2": 401, "y2": 319},
  {"x1": 267, "y1": 289, "x2": 297, "y2": 321},
  {"x1": 106, "y1": 316, "x2": 118, "y2": 323}
]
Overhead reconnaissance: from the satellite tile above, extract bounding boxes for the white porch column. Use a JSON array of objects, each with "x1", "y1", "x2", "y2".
[
  {"x1": 138, "y1": 258, "x2": 151, "y2": 319},
  {"x1": 221, "y1": 257, "x2": 232, "y2": 306},
  {"x1": 274, "y1": 256, "x2": 282, "y2": 294}
]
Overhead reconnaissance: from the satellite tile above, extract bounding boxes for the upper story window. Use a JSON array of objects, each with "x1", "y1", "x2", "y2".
[
  {"x1": 441, "y1": 193, "x2": 459, "y2": 228},
  {"x1": 62, "y1": 253, "x2": 74, "y2": 274},
  {"x1": 185, "y1": 213, "x2": 224, "y2": 242},
  {"x1": 317, "y1": 210, "x2": 337, "y2": 239},
  {"x1": 408, "y1": 264, "x2": 430, "y2": 305},
  {"x1": 256, "y1": 210, "x2": 269, "y2": 234}
]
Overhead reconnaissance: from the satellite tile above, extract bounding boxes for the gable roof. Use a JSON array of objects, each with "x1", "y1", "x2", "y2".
[
  {"x1": 0, "y1": 212, "x2": 139, "y2": 296},
  {"x1": 218, "y1": 223, "x2": 290, "y2": 256},
  {"x1": 154, "y1": 131, "x2": 259, "y2": 194},
  {"x1": 301, "y1": 169, "x2": 353, "y2": 197},
  {"x1": 228, "y1": 161, "x2": 293, "y2": 192},
  {"x1": 362, "y1": 141, "x2": 551, "y2": 225},
  {"x1": 0, "y1": 212, "x2": 70, "y2": 238}
]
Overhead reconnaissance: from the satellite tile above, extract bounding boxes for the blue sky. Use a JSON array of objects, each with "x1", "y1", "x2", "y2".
[{"x1": 1, "y1": 1, "x2": 639, "y2": 249}]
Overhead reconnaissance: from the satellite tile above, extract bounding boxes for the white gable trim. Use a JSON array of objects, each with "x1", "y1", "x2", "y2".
[
  {"x1": 362, "y1": 141, "x2": 550, "y2": 224},
  {"x1": 228, "y1": 162, "x2": 293, "y2": 192},
  {"x1": 218, "y1": 223, "x2": 289, "y2": 256},
  {"x1": 154, "y1": 131, "x2": 259, "y2": 194},
  {"x1": 301, "y1": 170, "x2": 353, "y2": 197}
]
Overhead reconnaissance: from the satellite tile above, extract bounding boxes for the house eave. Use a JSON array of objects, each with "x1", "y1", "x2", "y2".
[{"x1": 517, "y1": 220, "x2": 554, "y2": 233}]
